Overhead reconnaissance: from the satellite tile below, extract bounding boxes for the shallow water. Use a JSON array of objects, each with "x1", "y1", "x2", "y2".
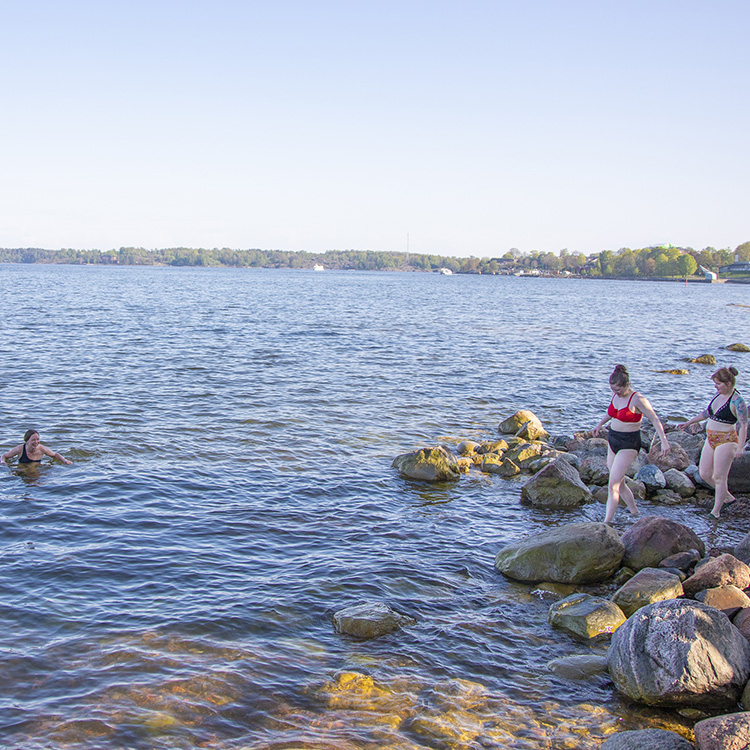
[{"x1": 1, "y1": 264, "x2": 748, "y2": 748}]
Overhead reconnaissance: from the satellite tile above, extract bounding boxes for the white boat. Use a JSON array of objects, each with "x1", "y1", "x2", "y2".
[
  {"x1": 313, "y1": 264, "x2": 324, "y2": 271},
  {"x1": 438, "y1": 267, "x2": 453, "y2": 275}
]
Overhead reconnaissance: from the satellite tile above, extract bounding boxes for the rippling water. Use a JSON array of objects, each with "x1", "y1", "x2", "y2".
[{"x1": 1, "y1": 264, "x2": 749, "y2": 748}]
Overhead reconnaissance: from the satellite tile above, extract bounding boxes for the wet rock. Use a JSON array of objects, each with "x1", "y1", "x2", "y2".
[
  {"x1": 659, "y1": 549, "x2": 701, "y2": 572},
  {"x1": 687, "y1": 354, "x2": 717, "y2": 365},
  {"x1": 516, "y1": 419, "x2": 549, "y2": 442},
  {"x1": 579, "y1": 453, "x2": 610, "y2": 485},
  {"x1": 652, "y1": 488, "x2": 684, "y2": 505},
  {"x1": 635, "y1": 464, "x2": 666, "y2": 492},
  {"x1": 530, "y1": 582, "x2": 577, "y2": 600},
  {"x1": 332, "y1": 602, "x2": 416, "y2": 639},
  {"x1": 727, "y1": 342, "x2": 750, "y2": 352},
  {"x1": 392, "y1": 446, "x2": 460, "y2": 482},
  {"x1": 498, "y1": 410, "x2": 544, "y2": 436},
  {"x1": 682, "y1": 554, "x2": 750, "y2": 598},
  {"x1": 731, "y1": 608, "x2": 750, "y2": 641},
  {"x1": 607, "y1": 599, "x2": 750, "y2": 708},
  {"x1": 695, "y1": 585, "x2": 750, "y2": 611},
  {"x1": 728, "y1": 452, "x2": 750, "y2": 494},
  {"x1": 735, "y1": 532, "x2": 750, "y2": 566},
  {"x1": 548, "y1": 593, "x2": 626, "y2": 638},
  {"x1": 494, "y1": 522, "x2": 624, "y2": 584},
  {"x1": 685, "y1": 463, "x2": 713, "y2": 489},
  {"x1": 520, "y1": 458, "x2": 593, "y2": 508},
  {"x1": 664, "y1": 468, "x2": 696, "y2": 498},
  {"x1": 622, "y1": 516, "x2": 705, "y2": 572},
  {"x1": 476, "y1": 439, "x2": 508, "y2": 455},
  {"x1": 546, "y1": 654, "x2": 609, "y2": 680},
  {"x1": 693, "y1": 711, "x2": 750, "y2": 750},
  {"x1": 601, "y1": 728, "x2": 693, "y2": 750},
  {"x1": 648, "y1": 441, "x2": 691, "y2": 471},
  {"x1": 612, "y1": 567, "x2": 684, "y2": 617},
  {"x1": 580, "y1": 437, "x2": 609, "y2": 456},
  {"x1": 503, "y1": 441, "x2": 544, "y2": 468},
  {"x1": 456, "y1": 441, "x2": 480, "y2": 455}
]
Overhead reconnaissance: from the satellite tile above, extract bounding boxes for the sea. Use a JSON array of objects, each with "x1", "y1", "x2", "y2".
[{"x1": 0, "y1": 263, "x2": 748, "y2": 749}]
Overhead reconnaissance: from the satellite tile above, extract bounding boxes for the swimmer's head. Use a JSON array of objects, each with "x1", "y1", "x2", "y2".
[
  {"x1": 24, "y1": 429, "x2": 39, "y2": 443},
  {"x1": 712, "y1": 366, "x2": 738, "y2": 389}
]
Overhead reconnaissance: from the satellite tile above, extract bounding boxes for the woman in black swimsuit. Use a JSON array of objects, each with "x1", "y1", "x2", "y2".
[
  {"x1": 2, "y1": 429, "x2": 72, "y2": 466},
  {"x1": 678, "y1": 366, "x2": 748, "y2": 519}
]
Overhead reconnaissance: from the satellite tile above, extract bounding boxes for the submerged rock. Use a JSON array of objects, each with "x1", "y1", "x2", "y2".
[
  {"x1": 727, "y1": 342, "x2": 750, "y2": 352},
  {"x1": 607, "y1": 599, "x2": 750, "y2": 708},
  {"x1": 546, "y1": 654, "x2": 609, "y2": 680},
  {"x1": 601, "y1": 728, "x2": 693, "y2": 749},
  {"x1": 333, "y1": 602, "x2": 416, "y2": 639},
  {"x1": 494, "y1": 522, "x2": 624, "y2": 584}
]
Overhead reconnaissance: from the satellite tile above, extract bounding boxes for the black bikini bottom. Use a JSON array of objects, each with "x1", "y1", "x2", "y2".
[{"x1": 608, "y1": 428, "x2": 641, "y2": 454}]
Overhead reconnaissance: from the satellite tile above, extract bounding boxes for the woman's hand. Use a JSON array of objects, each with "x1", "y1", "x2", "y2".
[{"x1": 660, "y1": 439, "x2": 671, "y2": 456}]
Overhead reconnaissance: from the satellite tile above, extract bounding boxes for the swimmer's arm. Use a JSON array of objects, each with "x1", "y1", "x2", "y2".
[
  {"x1": 592, "y1": 414, "x2": 611, "y2": 437},
  {"x1": 635, "y1": 395, "x2": 669, "y2": 451},
  {"x1": 40, "y1": 445, "x2": 72, "y2": 465},
  {"x1": 677, "y1": 409, "x2": 709, "y2": 430},
  {"x1": 1, "y1": 445, "x2": 22, "y2": 463},
  {"x1": 733, "y1": 394, "x2": 748, "y2": 447}
]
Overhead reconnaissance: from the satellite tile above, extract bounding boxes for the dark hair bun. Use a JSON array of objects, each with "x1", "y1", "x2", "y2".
[
  {"x1": 614, "y1": 364, "x2": 628, "y2": 373},
  {"x1": 730, "y1": 366, "x2": 739, "y2": 376}
]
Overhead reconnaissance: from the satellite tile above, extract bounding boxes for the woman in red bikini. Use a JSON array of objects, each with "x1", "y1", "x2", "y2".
[
  {"x1": 593, "y1": 364, "x2": 670, "y2": 523},
  {"x1": 678, "y1": 366, "x2": 747, "y2": 519},
  {"x1": 1, "y1": 429, "x2": 72, "y2": 467}
]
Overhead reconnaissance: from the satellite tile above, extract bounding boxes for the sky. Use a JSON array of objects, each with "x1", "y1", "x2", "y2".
[{"x1": 1, "y1": 1, "x2": 748, "y2": 258}]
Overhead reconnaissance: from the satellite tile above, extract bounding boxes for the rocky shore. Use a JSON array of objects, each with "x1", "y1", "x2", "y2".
[{"x1": 388, "y1": 407, "x2": 750, "y2": 749}]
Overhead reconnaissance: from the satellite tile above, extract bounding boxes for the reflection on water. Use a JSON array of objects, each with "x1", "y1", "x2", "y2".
[{"x1": 0, "y1": 265, "x2": 748, "y2": 747}]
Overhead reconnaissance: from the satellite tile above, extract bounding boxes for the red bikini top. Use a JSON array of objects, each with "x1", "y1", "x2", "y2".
[{"x1": 607, "y1": 391, "x2": 642, "y2": 423}]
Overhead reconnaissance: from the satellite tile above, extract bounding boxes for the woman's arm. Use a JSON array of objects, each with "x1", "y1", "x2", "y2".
[
  {"x1": 40, "y1": 445, "x2": 72, "y2": 465},
  {"x1": 677, "y1": 408, "x2": 709, "y2": 430},
  {"x1": 634, "y1": 394, "x2": 670, "y2": 453},
  {"x1": 1, "y1": 445, "x2": 23, "y2": 463},
  {"x1": 732, "y1": 393, "x2": 748, "y2": 448},
  {"x1": 592, "y1": 414, "x2": 611, "y2": 437}
]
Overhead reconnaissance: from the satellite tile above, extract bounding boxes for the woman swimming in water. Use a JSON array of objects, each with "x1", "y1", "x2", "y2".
[
  {"x1": 678, "y1": 366, "x2": 747, "y2": 519},
  {"x1": 1, "y1": 429, "x2": 72, "y2": 466},
  {"x1": 593, "y1": 364, "x2": 670, "y2": 523}
]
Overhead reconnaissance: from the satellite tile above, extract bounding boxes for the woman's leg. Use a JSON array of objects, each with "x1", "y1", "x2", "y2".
[
  {"x1": 709, "y1": 442, "x2": 739, "y2": 518},
  {"x1": 699, "y1": 439, "x2": 715, "y2": 489},
  {"x1": 605, "y1": 448, "x2": 638, "y2": 523}
]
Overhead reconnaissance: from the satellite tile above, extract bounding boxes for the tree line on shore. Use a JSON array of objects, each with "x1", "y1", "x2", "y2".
[{"x1": 1, "y1": 242, "x2": 748, "y2": 277}]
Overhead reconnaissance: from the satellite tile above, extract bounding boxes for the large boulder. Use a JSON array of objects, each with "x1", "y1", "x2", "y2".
[
  {"x1": 648, "y1": 441, "x2": 691, "y2": 471},
  {"x1": 683, "y1": 554, "x2": 750, "y2": 598},
  {"x1": 578, "y1": 453, "x2": 610, "y2": 485},
  {"x1": 728, "y1": 451, "x2": 750, "y2": 494},
  {"x1": 666, "y1": 431, "x2": 705, "y2": 464},
  {"x1": 498, "y1": 410, "x2": 545, "y2": 437},
  {"x1": 611, "y1": 568, "x2": 684, "y2": 617},
  {"x1": 601, "y1": 728, "x2": 693, "y2": 750},
  {"x1": 494, "y1": 522, "x2": 624, "y2": 584},
  {"x1": 635, "y1": 464, "x2": 666, "y2": 492},
  {"x1": 607, "y1": 599, "x2": 750, "y2": 708},
  {"x1": 548, "y1": 593, "x2": 626, "y2": 638},
  {"x1": 621, "y1": 516, "x2": 705, "y2": 572},
  {"x1": 693, "y1": 712, "x2": 750, "y2": 750},
  {"x1": 520, "y1": 459, "x2": 593, "y2": 508},
  {"x1": 332, "y1": 602, "x2": 416, "y2": 639},
  {"x1": 392, "y1": 446, "x2": 460, "y2": 482},
  {"x1": 695, "y1": 585, "x2": 750, "y2": 611}
]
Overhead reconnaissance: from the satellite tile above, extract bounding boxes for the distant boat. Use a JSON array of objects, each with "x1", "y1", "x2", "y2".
[
  {"x1": 313, "y1": 264, "x2": 325, "y2": 272},
  {"x1": 438, "y1": 267, "x2": 453, "y2": 275}
]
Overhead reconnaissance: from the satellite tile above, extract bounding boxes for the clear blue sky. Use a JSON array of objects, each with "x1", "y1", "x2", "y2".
[{"x1": 1, "y1": 1, "x2": 747, "y2": 257}]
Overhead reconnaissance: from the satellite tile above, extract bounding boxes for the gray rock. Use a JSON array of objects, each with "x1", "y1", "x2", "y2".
[
  {"x1": 648, "y1": 441, "x2": 691, "y2": 472},
  {"x1": 520, "y1": 458, "x2": 593, "y2": 508},
  {"x1": 664, "y1": 468, "x2": 696, "y2": 498},
  {"x1": 693, "y1": 711, "x2": 750, "y2": 750},
  {"x1": 635, "y1": 464, "x2": 666, "y2": 492},
  {"x1": 659, "y1": 549, "x2": 701, "y2": 572},
  {"x1": 601, "y1": 728, "x2": 693, "y2": 750},
  {"x1": 652, "y1": 488, "x2": 684, "y2": 505},
  {"x1": 729, "y1": 451, "x2": 750, "y2": 494},
  {"x1": 666, "y1": 431, "x2": 705, "y2": 464},
  {"x1": 548, "y1": 593, "x2": 626, "y2": 639},
  {"x1": 494, "y1": 522, "x2": 625, "y2": 584},
  {"x1": 333, "y1": 602, "x2": 415, "y2": 639},
  {"x1": 546, "y1": 654, "x2": 609, "y2": 680},
  {"x1": 622, "y1": 516, "x2": 705, "y2": 572},
  {"x1": 579, "y1": 453, "x2": 610, "y2": 485},
  {"x1": 607, "y1": 599, "x2": 750, "y2": 708},
  {"x1": 686, "y1": 463, "x2": 712, "y2": 489}
]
